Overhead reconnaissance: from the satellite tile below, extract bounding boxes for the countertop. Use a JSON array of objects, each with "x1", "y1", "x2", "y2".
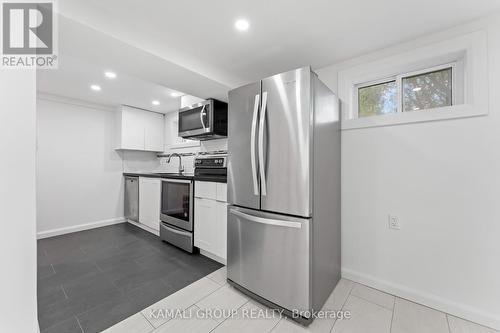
[{"x1": 123, "y1": 172, "x2": 227, "y2": 183}]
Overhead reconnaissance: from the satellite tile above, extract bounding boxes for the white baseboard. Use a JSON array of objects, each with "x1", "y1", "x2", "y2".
[
  {"x1": 37, "y1": 218, "x2": 126, "y2": 239},
  {"x1": 126, "y1": 219, "x2": 160, "y2": 236},
  {"x1": 200, "y1": 249, "x2": 226, "y2": 265},
  {"x1": 342, "y1": 268, "x2": 500, "y2": 331}
]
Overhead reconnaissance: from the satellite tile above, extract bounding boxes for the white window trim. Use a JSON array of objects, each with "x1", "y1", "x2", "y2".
[
  {"x1": 338, "y1": 30, "x2": 488, "y2": 130},
  {"x1": 353, "y1": 62, "x2": 462, "y2": 119}
]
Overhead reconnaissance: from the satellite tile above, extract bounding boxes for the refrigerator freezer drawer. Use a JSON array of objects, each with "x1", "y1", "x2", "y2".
[{"x1": 227, "y1": 206, "x2": 311, "y2": 311}]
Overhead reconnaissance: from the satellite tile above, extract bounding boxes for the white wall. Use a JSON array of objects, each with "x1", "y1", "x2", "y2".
[
  {"x1": 0, "y1": 71, "x2": 38, "y2": 332},
  {"x1": 317, "y1": 15, "x2": 500, "y2": 330},
  {"x1": 122, "y1": 150, "x2": 160, "y2": 173},
  {"x1": 36, "y1": 97, "x2": 125, "y2": 237}
]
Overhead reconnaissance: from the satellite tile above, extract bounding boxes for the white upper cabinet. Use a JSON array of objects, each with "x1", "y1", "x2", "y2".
[
  {"x1": 143, "y1": 111, "x2": 165, "y2": 152},
  {"x1": 119, "y1": 106, "x2": 145, "y2": 150},
  {"x1": 116, "y1": 105, "x2": 164, "y2": 152}
]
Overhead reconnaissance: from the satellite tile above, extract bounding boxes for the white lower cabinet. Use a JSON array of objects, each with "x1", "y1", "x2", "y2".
[
  {"x1": 138, "y1": 177, "x2": 161, "y2": 232},
  {"x1": 215, "y1": 201, "x2": 228, "y2": 258},
  {"x1": 194, "y1": 198, "x2": 217, "y2": 250},
  {"x1": 194, "y1": 181, "x2": 227, "y2": 261}
]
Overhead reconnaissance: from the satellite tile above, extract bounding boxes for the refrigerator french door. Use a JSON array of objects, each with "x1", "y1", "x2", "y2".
[
  {"x1": 227, "y1": 81, "x2": 261, "y2": 210},
  {"x1": 260, "y1": 68, "x2": 311, "y2": 217},
  {"x1": 227, "y1": 67, "x2": 312, "y2": 217}
]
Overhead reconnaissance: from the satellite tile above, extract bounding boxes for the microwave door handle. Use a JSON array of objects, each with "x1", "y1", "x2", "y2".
[
  {"x1": 250, "y1": 94, "x2": 260, "y2": 196},
  {"x1": 258, "y1": 91, "x2": 268, "y2": 196},
  {"x1": 199, "y1": 105, "x2": 207, "y2": 130}
]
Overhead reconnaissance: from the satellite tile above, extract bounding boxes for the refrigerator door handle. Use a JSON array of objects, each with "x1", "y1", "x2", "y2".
[
  {"x1": 230, "y1": 209, "x2": 302, "y2": 229},
  {"x1": 258, "y1": 91, "x2": 268, "y2": 196},
  {"x1": 250, "y1": 94, "x2": 260, "y2": 196}
]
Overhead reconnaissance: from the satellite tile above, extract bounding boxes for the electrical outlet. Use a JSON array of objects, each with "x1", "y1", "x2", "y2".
[{"x1": 388, "y1": 215, "x2": 400, "y2": 230}]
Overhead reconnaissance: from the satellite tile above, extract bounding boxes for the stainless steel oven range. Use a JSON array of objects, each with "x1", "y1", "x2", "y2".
[{"x1": 159, "y1": 178, "x2": 195, "y2": 253}]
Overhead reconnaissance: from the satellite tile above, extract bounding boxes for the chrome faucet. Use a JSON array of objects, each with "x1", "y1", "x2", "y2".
[{"x1": 167, "y1": 153, "x2": 184, "y2": 174}]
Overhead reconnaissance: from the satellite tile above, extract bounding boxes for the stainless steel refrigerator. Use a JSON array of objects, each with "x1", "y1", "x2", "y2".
[{"x1": 227, "y1": 66, "x2": 341, "y2": 324}]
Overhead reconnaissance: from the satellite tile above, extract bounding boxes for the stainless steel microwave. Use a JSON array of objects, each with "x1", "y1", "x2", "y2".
[{"x1": 178, "y1": 99, "x2": 228, "y2": 140}]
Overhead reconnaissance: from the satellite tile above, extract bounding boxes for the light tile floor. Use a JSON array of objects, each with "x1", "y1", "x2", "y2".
[{"x1": 103, "y1": 267, "x2": 500, "y2": 333}]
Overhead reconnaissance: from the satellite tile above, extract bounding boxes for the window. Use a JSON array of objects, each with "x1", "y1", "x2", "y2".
[
  {"x1": 338, "y1": 30, "x2": 488, "y2": 130},
  {"x1": 355, "y1": 64, "x2": 456, "y2": 118},
  {"x1": 358, "y1": 81, "x2": 397, "y2": 117},
  {"x1": 402, "y1": 67, "x2": 452, "y2": 112}
]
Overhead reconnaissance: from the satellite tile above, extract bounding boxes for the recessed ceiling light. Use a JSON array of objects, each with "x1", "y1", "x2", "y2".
[
  {"x1": 235, "y1": 19, "x2": 249, "y2": 31},
  {"x1": 412, "y1": 87, "x2": 422, "y2": 92},
  {"x1": 104, "y1": 71, "x2": 117, "y2": 79},
  {"x1": 152, "y1": 100, "x2": 160, "y2": 106},
  {"x1": 170, "y1": 92, "x2": 181, "y2": 97},
  {"x1": 90, "y1": 84, "x2": 101, "y2": 91}
]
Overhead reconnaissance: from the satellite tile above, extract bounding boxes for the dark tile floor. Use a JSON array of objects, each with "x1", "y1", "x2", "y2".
[{"x1": 37, "y1": 223, "x2": 223, "y2": 333}]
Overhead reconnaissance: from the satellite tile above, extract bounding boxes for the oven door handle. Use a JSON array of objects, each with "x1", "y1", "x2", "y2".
[{"x1": 161, "y1": 223, "x2": 191, "y2": 235}]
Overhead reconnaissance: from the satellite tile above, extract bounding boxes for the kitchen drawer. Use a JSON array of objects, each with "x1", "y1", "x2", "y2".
[
  {"x1": 216, "y1": 183, "x2": 227, "y2": 202},
  {"x1": 160, "y1": 223, "x2": 194, "y2": 253},
  {"x1": 195, "y1": 181, "x2": 216, "y2": 200}
]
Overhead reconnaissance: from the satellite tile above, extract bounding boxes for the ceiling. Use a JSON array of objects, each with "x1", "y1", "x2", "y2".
[
  {"x1": 58, "y1": 0, "x2": 500, "y2": 88},
  {"x1": 37, "y1": 55, "x2": 182, "y2": 113},
  {"x1": 37, "y1": 15, "x2": 230, "y2": 111},
  {"x1": 38, "y1": 0, "x2": 500, "y2": 110}
]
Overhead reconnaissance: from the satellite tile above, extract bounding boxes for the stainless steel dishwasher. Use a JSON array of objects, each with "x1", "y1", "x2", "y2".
[{"x1": 124, "y1": 176, "x2": 139, "y2": 222}]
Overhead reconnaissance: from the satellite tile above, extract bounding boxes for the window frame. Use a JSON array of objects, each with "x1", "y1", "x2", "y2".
[
  {"x1": 337, "y1": 30, "x2": 488, "y2": 130},
  {"x1": 354, "y1": 62, "x2": 460, "y2": 120}
]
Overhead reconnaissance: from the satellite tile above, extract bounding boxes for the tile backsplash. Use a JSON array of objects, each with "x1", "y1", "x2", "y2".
[
  {"x1": 120, "y1": 97, "x2": 228, "y2": 176},
  {"x1": 200, "y1": 139, "x2": 228, "y2": 152},
  {"x1": 159, "y1": 138, "x2": 227, "y2": 173}
]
